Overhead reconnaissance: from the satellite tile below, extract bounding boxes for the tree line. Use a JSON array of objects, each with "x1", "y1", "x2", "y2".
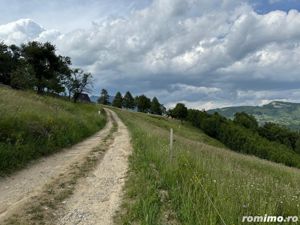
[
  {"x1": 183, "y1": 108, "x2": 300, "y2": 168},
  {"x1": 231, "y1": 112, "x2": 300, "y2": 153},
  {"x1": 97, "y1": 89, "x2": 166, "y2": 115},
  {"x1": 98, "y1": 89, "x2": 190, "y2": 121},
  {"x1": 98, "y1": 92, "x2": 300, "y2": 168},
  {"x1": 0, "y1": 41, "x2": 92, "y2": 102},
  {"x1": 146, "y1": 101, "x2": 300, "y2": 168}
]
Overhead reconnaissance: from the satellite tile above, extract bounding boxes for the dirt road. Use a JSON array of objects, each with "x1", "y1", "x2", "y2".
[
  {"x1": 0, "y1": 109, "x2": 132, "y2": 225},
  {"x1": 58, "y1": 110, "x2": 131, "y2": 225}
]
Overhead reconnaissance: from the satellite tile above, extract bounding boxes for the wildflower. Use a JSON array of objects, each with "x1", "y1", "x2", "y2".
[{"x1": 242, "y1": 204, "x2": 248, "y2": 208}]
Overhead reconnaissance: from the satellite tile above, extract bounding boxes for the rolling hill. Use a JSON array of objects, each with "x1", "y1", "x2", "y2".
[
  {"x1": 209, "y1": 101, "x2": 300, "y2": 130},
  {"x1": 113, "y1": 108, "x2": 300, "y2": 225}
]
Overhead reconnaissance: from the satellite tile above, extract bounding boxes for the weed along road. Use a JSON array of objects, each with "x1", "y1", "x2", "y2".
[{"x1": 0, "y1": 109, "x2": 132, "y2": 225}]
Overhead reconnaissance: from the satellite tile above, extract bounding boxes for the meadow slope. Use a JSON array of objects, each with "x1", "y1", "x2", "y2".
[
  {"x1": 0, "y1": 86, "x2": 106, "y2": 175},
  {"x1": 114, "y1": 109, "x2": 300, "y2": 225}
]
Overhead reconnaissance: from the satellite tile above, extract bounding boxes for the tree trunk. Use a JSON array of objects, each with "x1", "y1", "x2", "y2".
[
  {"x1": 37, "y1": 86, "x2": 43, "y2": 94},
  {"x1": 73, "y1": 92, "x2": 79, "y2": 103}
]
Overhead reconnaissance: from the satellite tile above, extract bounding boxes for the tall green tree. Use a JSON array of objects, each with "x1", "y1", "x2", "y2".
[
  {"x1": 150, "y1": 97, "x2": 162, "y2": 115},
  {"x1": 123, "y1": 91, "x2": 135, "y2": 109},
  {"x1": 10, "y1": 60, "x2": 36, "y2": 90},
  {"x1": 112, "y1": 92, "x2": 123, "y2": 108},
  {"x1": 21, "y1": 41, "x2": 70, "y2": 94},
  {"x1": 171, "y1": 103, "x2": 188, "y2": 121},
  {"x1": 234, "y1": 112, "x2": 258, "y2": 131},
  {"x1": 98, "y1": 89, "x2": 110, "y2": 105},
  {"x1": 136, "y1": 95, "x2": 151, "y2": 113},
  {"x1": 0, "y1": 43, "x2": 14, "y2": 85}
]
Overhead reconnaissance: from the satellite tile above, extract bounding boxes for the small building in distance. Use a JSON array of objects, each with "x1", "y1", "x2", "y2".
[{"x1": 77, "y1": 93, "x2": 91, "y2": 103}]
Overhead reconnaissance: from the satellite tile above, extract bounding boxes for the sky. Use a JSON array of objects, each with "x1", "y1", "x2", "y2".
[{"x1": 1, "y1": 0, "x2": 300, "y2": 110}]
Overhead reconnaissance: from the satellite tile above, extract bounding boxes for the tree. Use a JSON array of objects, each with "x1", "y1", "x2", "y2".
[
  {"x1": 258, "y1": 122, "x2": 298, "y2": 150},
  {"x1": 123, "y1": 91, "x2": 135, "y2": 109},
  {"x1": 67, "y1": 68, "x2": 92, "y2": 103},
  {"x1": 21, "y1": 41, "x2": 70, "y2": 94},
  {"x1": 57, "y1": 56, "x2": 72, "y2": 96},
  {"x1": 0, "y1": 43, "x2": 14, "y2": 85},
  {"x1": 98, "y1": 89, "x2": 110, "y2": 105},
  {"x1": 187, "y1": 109, "x2": 203, "y2": 127},
  {"x1": 171, "y1": 103, "x2": 188, "y2": 121},
  {"x1": 112, "y1": 92, "x2": 123, "y2": 108},
  {"x1": 150, "y1": 97, "x2": 162, "y2": 115},
  {"x1": 161, "y1": 105, "x2": 167, "y2": 115},
  {"x1": 295, "y1": 137, "x2": 300, "y2": 154},
  {"x1": 136, "y1": 95, "x2": 151, "y2": 113},
  {"x1": 10, "y1": 61, "x2": 36, "y2": 90},
  {"x1": 201, "y1": 113, "x2": 225, "y2": 138},
  {"x1": 234, "y1": 112, "x2": 258, "y2": 131}
]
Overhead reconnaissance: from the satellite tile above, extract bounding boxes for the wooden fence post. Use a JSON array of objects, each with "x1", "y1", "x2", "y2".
[{"x1": 169, "y1": 128, "x2": 173, "y2": 162}]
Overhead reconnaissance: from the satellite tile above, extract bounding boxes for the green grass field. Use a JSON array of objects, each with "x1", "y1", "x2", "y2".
[
  {"x1": 114, "y1": 109, "x2": 300, "y2": 225},
  {"x1": 0, "y1": 86, "x2": 106, "y2": 175}
]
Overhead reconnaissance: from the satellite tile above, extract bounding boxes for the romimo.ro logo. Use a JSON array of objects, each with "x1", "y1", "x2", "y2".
[{"x1": 242, "y1": 215, "x2": 299, "y2": 223}]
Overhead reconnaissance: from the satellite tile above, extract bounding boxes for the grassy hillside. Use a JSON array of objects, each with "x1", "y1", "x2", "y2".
[
  {"x1": 0, "y1": 86, "x2": 106, "y2": 175},
  {"x1": 114, "y1": 109, "x2": 300, "y2": 225},
  {"x1": 209, "y1": 101, "x2": 300, "y2": 130}
]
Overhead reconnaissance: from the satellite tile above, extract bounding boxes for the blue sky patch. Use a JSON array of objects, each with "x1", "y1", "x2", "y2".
[{"x1": 250, "y1": 0, "x2": 300, "y2": 14}]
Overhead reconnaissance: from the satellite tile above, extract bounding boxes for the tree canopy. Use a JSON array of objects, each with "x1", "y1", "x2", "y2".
[
  {"x1": 169, "y1": 103, "x2": 188, "y2": 121},
  {"x1": 112, "y1": 92, "x2": 123, "y2": 108},
  {"x1": 150, "y1": 97, "x2": 162, "y2": 115},
  {"x1": 98, "y1": 89, "x2": 110, "y2": 105},
  {"x1": 234, "y1": 112, "x2": 258, "y2": 131},
  {"x1": 123, "y1": 91, "x2": 135, "y2": 109},
  {"x1": 0, "y1": 41, "x2": 92, "y2": 102},
  {"x1": 67, "y1": 69, "x2": 93, "y2": 103},
  {"x1": 136, "y1": 95, "x2": 151, "y2": 113}
]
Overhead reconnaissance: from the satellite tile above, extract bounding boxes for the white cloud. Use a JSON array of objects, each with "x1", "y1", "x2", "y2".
[
  {"x1": 1, "y1": 0, "x2": 300, "y2": 109},
  {"x1": 170, "y1": 84, "x2": 221, "y2": 94},
  {"x1": 0, "y1": 19, "x2": 44, "y2": 44}
]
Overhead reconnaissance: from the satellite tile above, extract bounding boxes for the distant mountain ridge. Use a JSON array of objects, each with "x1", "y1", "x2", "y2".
[{"x1": 208, "y1": 101, "x2": 300, "y2": 130}]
